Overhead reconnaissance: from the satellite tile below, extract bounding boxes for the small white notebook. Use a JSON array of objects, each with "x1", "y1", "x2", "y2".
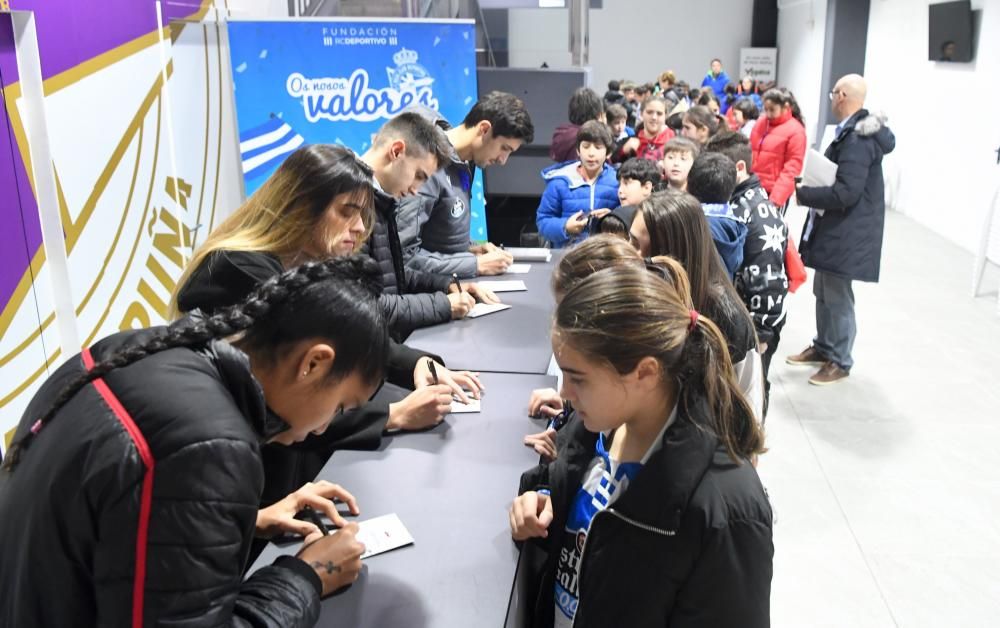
[
  {"x1": 356, "y1": 513, "x2": 414, "y2": 559},
  {"x1": 467, "y1": 303, "x2": 511, "y2": 318},
  {"x1": 450, "y1": 397, "x2": 481, "y2": 413},
  {"x1": 505, "y1": 264, "x2": 531, "y2": 274},
  {"x1": 475, "y1": 280, "x2": 527, "y2": 292},
  {"x1": 504, "y1": 247, "x2": 552, "y2": 262}
]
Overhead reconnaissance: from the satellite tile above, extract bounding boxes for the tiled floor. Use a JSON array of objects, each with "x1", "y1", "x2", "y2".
[{"x1": 760, "y1": 208, "x2": 1000, "y2": 627}]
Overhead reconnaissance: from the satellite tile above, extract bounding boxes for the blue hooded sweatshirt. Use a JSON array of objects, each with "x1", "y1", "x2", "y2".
[
  {"x1": 701, "y1": 203, "x2": 748, "y2": 277},
  {"x1": 701, "y1": 70, "x2": 731, "y2": 101},
  {"x1": 536, "y1": 160, "x2": 621, "y2": 247}
]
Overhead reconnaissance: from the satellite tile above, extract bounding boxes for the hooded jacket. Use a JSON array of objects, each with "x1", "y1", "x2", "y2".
[
  {"x1": 700, "y1": 69, "x2": 731, "y2": 101},
  {"x1": 730, "y1": 174, "x2": 789, "y2": 345},
  {"x1": 0, "y1": 331, "x2": 322, "y2": 627},
  {"x1": 701, "y1": 202, "x2": 748, "y2": 278},
  {"x1": 749, "y1": 108, "x2": 807, "y2": 207},
  {"x1": 797, "y1": 110, "x2": 895, "y2": 282},
  {"x1": 516, "y1": 399, "x2": 773, "y2": 628},
  {"x1": 549, "y1": 123, "x2": 582, "y2": 163},
  {"x1": 536, "y1": 160, "x2": 621, "y2": 247},
  {"x1": 362, "y1": 185, "x2": 452, "y2": 336},
  {"x1": 395, "y1": 106, "x2": 480, "y2": 278}
]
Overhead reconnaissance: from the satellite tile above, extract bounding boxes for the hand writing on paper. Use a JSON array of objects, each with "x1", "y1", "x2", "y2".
[
  {"x1": 476, "y1": 250, "x2": 512, "y2": 275},
  {"x1": 413, "y1": 360, "x2": 484, "y2": 403},
  {"x1": 387, "y1": 385, "x2": 454, "y2": 430},
  {"x1": 448, "y1": 291, "x2": 476, "y2": 318},
  {"x1": 298, "y1": 522, "x2": 365, "y2": 596},
  {"x1": 256, "y1": 481, "x2": 359, "y2": 544}
]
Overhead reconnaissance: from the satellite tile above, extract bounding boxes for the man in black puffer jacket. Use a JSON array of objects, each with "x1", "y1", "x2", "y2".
[
  {"x1": 791, "y1": 74, "x2": 895, "y2": 386},
  {"x1": 362, "y1": 186, "x2": 453, "y2": 337},
  {"x1": 359, "y1": 112, "x2": 500, "y2": 338}
]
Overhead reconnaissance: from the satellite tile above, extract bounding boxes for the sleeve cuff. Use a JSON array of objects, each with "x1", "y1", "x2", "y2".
[{"x1": 273, "y1": 555, "x2": 323, "y2": 598}]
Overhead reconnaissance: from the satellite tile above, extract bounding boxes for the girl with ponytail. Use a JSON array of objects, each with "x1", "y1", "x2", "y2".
[
  {"x1": 631, "y1": 190, "x2": 765, "y2": 421},
  {"x1": 0, "y1": 257, "x2": 388, "y2": 627},
  {"x1": 510, "y1": 263, "x2": 772, "y2": 628}
]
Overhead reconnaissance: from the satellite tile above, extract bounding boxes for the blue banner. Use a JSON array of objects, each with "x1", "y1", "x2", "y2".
[{"x1": 227, "y1": 19, "x2": 487, "y2": 240}]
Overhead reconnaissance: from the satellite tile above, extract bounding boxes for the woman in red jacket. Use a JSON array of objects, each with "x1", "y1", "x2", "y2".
[{"x1": 750, "y1": 88, "x2": 806, "y2": 208}]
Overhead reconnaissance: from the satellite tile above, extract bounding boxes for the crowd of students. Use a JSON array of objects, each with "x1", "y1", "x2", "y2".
[{"x1": 0, "y1": 60, "x2": 824, "y2": 626}]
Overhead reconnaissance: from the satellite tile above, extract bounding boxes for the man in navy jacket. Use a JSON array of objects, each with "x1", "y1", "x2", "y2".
[{"x1": 787, "y1": 74, "x2": 895, "y2": 385}]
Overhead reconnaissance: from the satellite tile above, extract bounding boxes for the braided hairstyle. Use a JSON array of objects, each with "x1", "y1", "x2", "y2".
[
  {"x1": 2, "y1": 256, "x2": 388, "y2": 471},
  {"x1": 554, "y1": 262, "x2": 764, "y2": 463}
]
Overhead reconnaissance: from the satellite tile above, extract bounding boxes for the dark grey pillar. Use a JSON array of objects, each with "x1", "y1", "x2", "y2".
[{"x1": 815, "y1": 0, "x2": 870, "y2": 147}]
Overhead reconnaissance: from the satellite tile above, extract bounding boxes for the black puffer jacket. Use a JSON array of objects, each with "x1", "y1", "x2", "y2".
[
  {"x1": 0, "y1": 330, "x2": 321, "y2": 627},
  {"x1": 361, "y1": 188, "x2": 452, "y2": 337},
  {"x1": 517, "y1": 400, "x2": 773, "y2": 628},
  {"x1": 797, "y1": 109, "x2": 895, "y2": 283}
]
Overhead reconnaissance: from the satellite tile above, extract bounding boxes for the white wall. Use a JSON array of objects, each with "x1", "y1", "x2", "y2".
[
  {"x1": 508, "y1": 0, "x2": 754, "y2": 93},
  {"x1": 865, "y1": 0, "x2": 1000, "y2": 254},
  {"x1": 775, "y1": 0, "x2": 828, "y2": 146}
]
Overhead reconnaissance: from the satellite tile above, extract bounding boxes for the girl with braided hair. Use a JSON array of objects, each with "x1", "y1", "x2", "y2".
[
  {"x1": 170, "y1": 143, "x2": 477, "y2": 515},
  {"x1": 510, "y1": 262, "x2": 772, "y2": 628},
  {"x1": 0, "y1": 257, "x2": 387, "y2": 628}
]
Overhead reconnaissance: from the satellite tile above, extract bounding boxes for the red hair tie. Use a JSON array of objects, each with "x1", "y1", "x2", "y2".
[{"x1": 688, "y1": 309, "x2": 699, "y2": 332}]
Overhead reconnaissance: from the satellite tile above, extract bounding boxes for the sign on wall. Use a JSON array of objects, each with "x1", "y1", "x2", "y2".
[
  {"x1": 739, "y1": 47, "x2": 778, "y2": 84},
  {"x1": 0, "y1": 1, "x2": 244, "y2": 458},
  {"x1": 226, "y1": 19, "x2": 487, "y2": 240}
]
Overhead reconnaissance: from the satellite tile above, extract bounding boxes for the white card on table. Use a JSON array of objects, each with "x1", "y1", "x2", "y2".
[
  {"x1": 356, "y1": 513, "x2": 415, "y2": 559},
  {"x1": 505, "y1": 264, "x2": 531, "y2": 274},
  {"x1": 450, "y1": 396, "x2": 481, "y2": 413},
  {"x1": 467, "y1": 303, "x2": 511, "y2": 318},
  {"x1": 475, "y1": 280, "x2": 527, "y2": 292}
]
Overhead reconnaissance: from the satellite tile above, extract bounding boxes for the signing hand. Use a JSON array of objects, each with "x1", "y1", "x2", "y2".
[
  {"x1": 413, "y1": 359, "x2": 484, "y2": 403},
  {"x1": 387, "y1": 385, "x2": 454, "y2": 431},
  {"x1": 476, "y1": 250, "x2": 512, "y2": 275},
  {"x1": 448, "y1": 291, "x2": 475, "y2": 318},
  {"x1": 256, "y1": 481, "x2": 360, "y2": 544},
  {"x1": 297, "y1": 522, "x2": 365, "y2": 596}
]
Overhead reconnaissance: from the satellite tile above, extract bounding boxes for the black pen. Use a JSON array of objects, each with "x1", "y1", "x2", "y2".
[
  {"x1": 451, "y1": 272, "x2": 463, "y2": 293},
  {"x1": 427, "y1": 359, "x2": 439, "y2": 385},
  {"x1": 302, "y1": 506, "x2": 331, "y2": 536}
]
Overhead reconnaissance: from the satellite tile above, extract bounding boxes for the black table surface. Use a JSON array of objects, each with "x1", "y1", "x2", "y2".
[
  {"x1": 406, "y1": 256, "x2": 559, "y2": 375},
  {"x1": 249, "y1": 372, "x2": 555, "y2": 627}
]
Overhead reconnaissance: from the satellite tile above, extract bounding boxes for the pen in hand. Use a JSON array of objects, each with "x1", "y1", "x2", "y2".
[
  {"x1": 451, "y1": 273, "x2": 463, "y2": 293},
  {"x1": 427, "y1": 359, "x2": 439, "y2": 385},
  {"x1": 302, "y1": 506, "x2": 331, "y2": 536}
]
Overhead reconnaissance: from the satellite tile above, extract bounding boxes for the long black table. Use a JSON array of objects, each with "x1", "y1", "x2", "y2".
[
  {"x1": 249, "y1": 373, "x2": 555, "y2": 627},
  {"x1": 405, "y1": 256, "x2": 559, "y2": 375}
]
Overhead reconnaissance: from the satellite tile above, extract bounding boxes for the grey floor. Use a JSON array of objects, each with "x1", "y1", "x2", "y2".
[{"x1": 760, "y1": 208, "x2": 1000, "y2": 627}]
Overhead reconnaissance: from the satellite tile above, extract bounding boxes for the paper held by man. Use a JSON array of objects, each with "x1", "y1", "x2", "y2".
[{"x1": 801, "y1": 149, "x2": 839, "y2": 187}]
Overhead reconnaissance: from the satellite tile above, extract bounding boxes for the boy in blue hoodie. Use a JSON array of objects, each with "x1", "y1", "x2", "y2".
[
  {"x1": 685, "y1": 152, "x2": 748, "y2": 278},
  {"x1": 536, "y1": 120, "x2": 621, "y2": 247}
]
